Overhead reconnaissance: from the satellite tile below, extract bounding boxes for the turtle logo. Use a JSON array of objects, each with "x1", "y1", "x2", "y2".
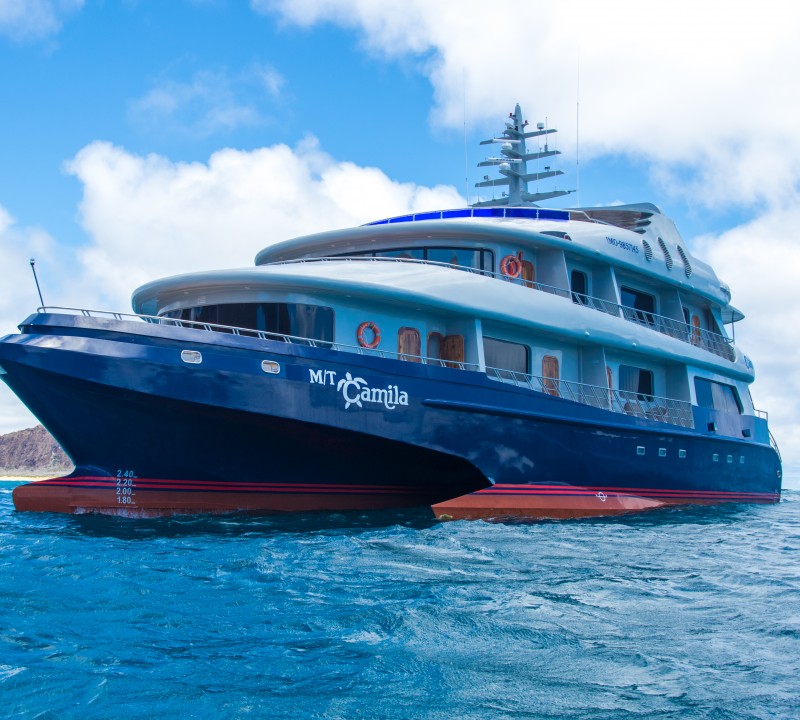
[{"x1": 337, "y1": 372, "x2": 368, "y2": 409}]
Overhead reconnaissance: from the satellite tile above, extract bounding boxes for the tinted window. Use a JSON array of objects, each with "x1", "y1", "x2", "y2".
[
  {"x1": 380, "y1": 248, "x2": 424, "y2": 260},
  {"x1": 165, "y1": 303, "x2": 334, "y2": 343},
  {"x1": 427, "y1": 247, "x2": 480, "y2": 269},
  {"x1": 621, "y1": 286, "x2": 656, "y2": 326},
  {"x1": 484, "y1": 337, "x2": 529, "y2": 374},
  {"x1": 694, "y1": 378, "x2": 742, "y2": 414},
  {"x1": 336, "y1": 247, "x2": 493, "y2": 272},
  {"x1": 571, "y1": 270, "x2": 588, "y2": 305},
  {"x1": 619, "y1": 365, "x2": 654, "y2": 400}
]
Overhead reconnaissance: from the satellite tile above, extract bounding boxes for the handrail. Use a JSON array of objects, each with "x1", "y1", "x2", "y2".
[
  {"x1": 769, "y1": 431, "x2": 782, "y2": 462},
  {"x1": 34, "y1": 306, "x2": 482, "y2": 371},
  {"x1": 36, "y1": 305, "x2": 695, "y2": 429},
  {"x1": 268, "y1": 256, "x2": 736, "y2": 362},
  {"x1": 485, "y1": 366, "x2": 695, "y2": 429}
]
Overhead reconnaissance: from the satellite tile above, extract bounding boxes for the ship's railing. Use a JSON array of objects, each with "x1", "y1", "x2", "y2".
[
  {"x1": 34, "y1": 307, "x2": 482, "y2": 372},
  {"x1": 272, "y1": 256, "x2": 736, "y2": 362},
  {"x1": 38, "y1": 306, "x2": 699, "y2": 428},
  {"x1": 769, "y1": 431, "x2": 782, "y2": 461},
  {"x1": 617, "y1": 305, "x2": 735, "y2": 361},
  {"x1": 485, "y1": 366, "x2": 695, "y2": 429}
]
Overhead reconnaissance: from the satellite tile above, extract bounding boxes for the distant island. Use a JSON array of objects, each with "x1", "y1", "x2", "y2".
[{"x1": 0, "y1": 425, "x2": 73, "y2": 477}]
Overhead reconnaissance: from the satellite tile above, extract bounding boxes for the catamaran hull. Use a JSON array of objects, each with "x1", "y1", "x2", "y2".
[{"x1": 0, "y1": 314, "x2": 782, "y2": 518}]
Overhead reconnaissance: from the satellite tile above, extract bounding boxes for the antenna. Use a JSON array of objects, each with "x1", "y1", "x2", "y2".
[
  {"x1": 29, "y1": 258, "x2": 45, "y2": 308},
  {"x1": 463, "y1": 70, "x2": 469, "y2": 203},
  {"x1": 576, "y1": 49, "x2": 581, "y2": 207}
]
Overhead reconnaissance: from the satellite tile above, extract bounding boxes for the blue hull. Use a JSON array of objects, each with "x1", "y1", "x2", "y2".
[{"x1": 0, "y1": 313, "x2": 782, "y2": 517}]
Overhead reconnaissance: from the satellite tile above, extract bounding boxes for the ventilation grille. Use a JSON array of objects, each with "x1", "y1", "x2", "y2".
[
  {"x1": 658, "y1": 238, "x2": 673, "y2": 270},
  {"x1": 676, "y1": 245, "x2": 692, "y2": 277},
  {"x1": 642, "y1": 239, "x2": 653, "y2": 261}
]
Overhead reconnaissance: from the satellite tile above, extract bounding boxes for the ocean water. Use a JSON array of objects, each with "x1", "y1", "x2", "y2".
[{"x1": 1, "y1": 483, "x2": 798, "y2": 720}]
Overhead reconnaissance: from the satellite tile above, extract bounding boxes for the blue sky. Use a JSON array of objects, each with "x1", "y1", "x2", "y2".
[
  {"x1": 1, "y1": 0, "x2": 763, "y2": 241},
  {"x1": 1, "y1": 0, "x2": 798, "y2": 480}
]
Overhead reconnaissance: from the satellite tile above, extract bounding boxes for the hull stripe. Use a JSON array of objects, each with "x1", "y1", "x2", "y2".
[
  {"x1": 25, "y1": 476, "x2": 421, "y2": 495},
  {"x1": 25, "y1": 477, "x2": 779, "y2": 501},
  {"x1": 474, "y1": 483, "x2": 778, "y2": 501}
]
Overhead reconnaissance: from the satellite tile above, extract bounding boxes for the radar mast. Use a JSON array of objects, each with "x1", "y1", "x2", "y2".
[{"x1": 473, "y1": 103, "x2": 574, "y2": 207}]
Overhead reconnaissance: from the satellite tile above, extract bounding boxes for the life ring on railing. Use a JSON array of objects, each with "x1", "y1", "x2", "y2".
[
  {"x1": 500, "y1": 254, "x2": 522, "y2": 278},
  {"x1": 356, "y1": 321, "x2": 381, "y2": 349}
]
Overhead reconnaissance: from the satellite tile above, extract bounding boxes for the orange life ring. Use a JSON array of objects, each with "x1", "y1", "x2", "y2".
[
  {"x1": 500, "y1": 254, "x2": 522, "y2": 278},
  {"x1": 357, "y1": 321, "x2": 381, "y2": 349}
]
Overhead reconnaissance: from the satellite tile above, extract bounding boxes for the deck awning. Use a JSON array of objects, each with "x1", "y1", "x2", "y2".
[{"x1": 722, "y1": 305, "x2": 745, "y2": 324}]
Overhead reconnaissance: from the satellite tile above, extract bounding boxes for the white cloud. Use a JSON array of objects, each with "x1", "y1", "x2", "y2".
[
  {"x1": 254, "y1": 0, "x2": 800, "y2": 485},
  {"x1": 0, "y1": 206, "x2": 59, "y2": 433},
  {"x1": 64, "y1": 137, "x2": 463, "y2": 311},
  {"x1": 130, "y1": 63, "x2": 286, "y2": 138},
  {"x1": 259, "y1": 0, "x2": 799, "y2": 211},
  {"x1": 694, "y1": 207, "x2": 800, "y2": 486},
  {"x1": 1, "y1": 142, "x2": 460, "y2": 433},
  {"x1": 0, "y1": 0, "x2": 83, "y2": 41}
]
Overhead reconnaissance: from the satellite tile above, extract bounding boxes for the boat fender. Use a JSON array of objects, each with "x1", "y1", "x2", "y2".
[
  {"x1": 357, "y1": 321, "x2": 381, "y2": 349},
  {"x1": 500, "y1": 254, "x2": 522, "y2": 278}
]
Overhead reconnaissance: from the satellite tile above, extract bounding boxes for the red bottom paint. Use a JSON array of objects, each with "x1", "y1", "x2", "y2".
[
  {"x1": 431, "y1": 484, "x2": 780, "y2": 520},
  {"x1": 13, "y1": 478, "x2": 781, "y2": 520},
  {"x1": 12, "y1": 476, "x2": 428, "y2": 516}
]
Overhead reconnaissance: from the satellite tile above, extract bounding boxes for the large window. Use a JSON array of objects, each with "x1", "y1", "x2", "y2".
[
  {"x1": 619, "y1": 365, "x2": 654, "y2": 401},
  {"x1": 338, "y1": 247, "x2": 493, "y2": 273},
  {"x1": 163, "y1": 303, "x2": 334, "y2": 343},
  {"x1": 621, "y1": 286, "x2": 656, "y2": 326},
  {"x1": 694, "y1": 378, "x2": 742, "y2": 414},
  {"x1": 484, "y1": 337, "x2": 529, "y2": 375}
]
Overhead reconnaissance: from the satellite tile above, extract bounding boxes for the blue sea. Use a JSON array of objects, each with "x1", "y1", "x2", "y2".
[{"x1": 1, "y1": 482, "x2": 798, "y2": 720}]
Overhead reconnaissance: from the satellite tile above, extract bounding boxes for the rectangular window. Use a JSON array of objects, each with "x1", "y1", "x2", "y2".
[
  {"x1": 571, "y1": 270, "x2": 588, "y2": 305},
  {"x1": 694, "y1": 378, "x2": 742, "y2": 414},
  {"x1": 338, "y1": 247, "x2": 493, "y2": 273},
  {"x1": 621, "y1": 286, "x2": 656, "y2": 326},
  {"x1": 484, "y1": 337, "x2": 529, "y2": 375},
  {"x1": 165, "y1": 303, "x2": 334, "y2": 343},
  {"x1": 619, "y1": 365, "x2": 654, "y2": 401},
  {"x1": 379, "y1": 248, "x2": 424, "y2": 260},
  {"x1": 426, "y1": 248, "x2": 481, "y2": 269}
]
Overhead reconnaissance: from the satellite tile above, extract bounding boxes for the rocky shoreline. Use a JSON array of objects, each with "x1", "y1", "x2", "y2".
[{"x1": 0, "y1": 425, "x2": 73, "y2": 477}]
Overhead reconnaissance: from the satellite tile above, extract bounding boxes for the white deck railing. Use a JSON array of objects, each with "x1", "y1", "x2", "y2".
[
  {"x1": 484, "y1": 366, "x2": 695, "y2": 429},
  {"x1": 271, "y1": 256, "x2": 736, "y2": 362},
  {"x1": 36, "y1": 306, "x2": 703, "y2": 430}
]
